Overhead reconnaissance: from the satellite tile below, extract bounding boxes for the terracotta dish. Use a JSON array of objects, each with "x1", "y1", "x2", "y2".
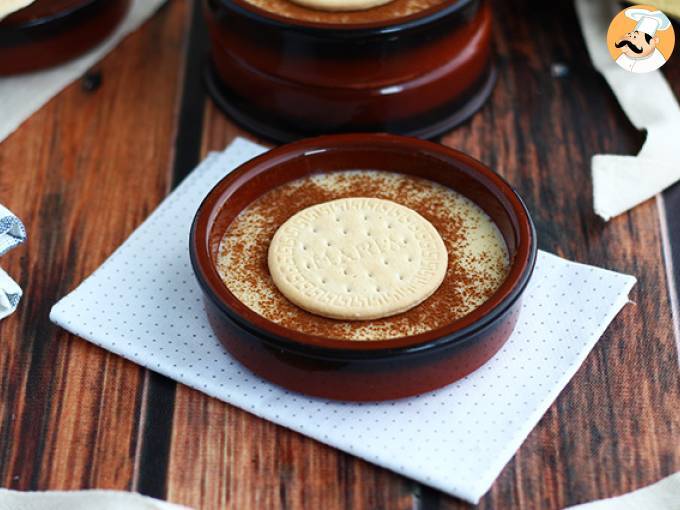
[
  {"x1": 0, "y1": 0, "x2": 130, "y2": 75},
  {"x1": 203, "y1": 0, "x2": 495, "y2": 142},
  {"x1": 190, "y1": 134, "x2": 536, "y2": 400}
]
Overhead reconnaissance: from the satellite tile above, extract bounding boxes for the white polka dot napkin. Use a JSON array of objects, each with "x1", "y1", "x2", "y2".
[
  {"x1": 0, "y1": 203, "x2": 25, "y2": 320},
  {"x1": 50, "y1": 139, "x2": 636, "y2": 504}
]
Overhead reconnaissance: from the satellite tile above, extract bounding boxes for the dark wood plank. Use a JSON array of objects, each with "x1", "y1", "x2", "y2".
[
  {"x1": 660, "y1": 44, "x2": 680, "y2": 362},
  {"x1": 171, "y1": 0, "x2": 211, "y2": 187},
  {"x1": 0, "y1": 0, "x2": 190, "y2": 492},
  {"x1": 135, "y1": 372, "x2": 176, "y2": 498},
  {"x1": 662, "y1": 181, "x2": 680, "y2": 351},
  {"x1": 135, "y1": 0, "x2": 211, "y2": 498},
  {"x1": 167, "y1": 384, "x2": 415, "y2": 509}
]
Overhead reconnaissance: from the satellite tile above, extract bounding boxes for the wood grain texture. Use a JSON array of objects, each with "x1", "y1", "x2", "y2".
[
  {"x1": 0, "y1": 0, "x2": 189, "y2": 492},
  {"x1": 660, "y1": 55, "x2": 680, "y2": 362},
  {"x1": 167, "y1": 385, "x2": 414, "y2": 510},
  {"x1": 0, "y1": 0, "x2": 678, "y2": 508}
]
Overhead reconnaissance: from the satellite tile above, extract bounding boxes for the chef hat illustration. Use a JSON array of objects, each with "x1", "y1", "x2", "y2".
[{"x1": 625, "y1": 8, "x2": 671, "y2": 36}]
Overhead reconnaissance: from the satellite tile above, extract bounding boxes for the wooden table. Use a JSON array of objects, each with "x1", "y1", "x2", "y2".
[{"x1": 0, "y1": 0, "x2": 678, "y2": 508}]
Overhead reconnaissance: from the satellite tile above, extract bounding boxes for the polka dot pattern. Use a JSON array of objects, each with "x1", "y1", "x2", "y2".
[{"x1": 49, "y1": 139, "x2": 637, "y2": 505}]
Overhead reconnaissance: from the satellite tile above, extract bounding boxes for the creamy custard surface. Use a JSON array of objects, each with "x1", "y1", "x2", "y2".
[
  {"x1": 217, "y1": 170, "x2": 510, "y2": 341},
  {"x1": 242, "y1": 0, "x2": 447, "y2": 24}
]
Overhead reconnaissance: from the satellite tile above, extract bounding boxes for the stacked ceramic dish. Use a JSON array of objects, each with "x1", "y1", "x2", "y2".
[
  {"x1": 0, "y1": 0, "x2": 130, "y2": 75},
  {"x1": 203, "y1": 0, "x2": 494, "y2": 140}
]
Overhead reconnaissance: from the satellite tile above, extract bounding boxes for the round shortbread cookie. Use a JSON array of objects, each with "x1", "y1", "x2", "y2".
[
  {"x1": 286, "y1": 0, "x2": 394, "y2": 12},
  {"x1": 267, "y1": 197, "x2": 448, "y2": 321}
]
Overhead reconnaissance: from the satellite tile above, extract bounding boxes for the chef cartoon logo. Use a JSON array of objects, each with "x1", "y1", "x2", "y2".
[{"x1": 607, "y1": 5, "x2": 675, "y2": 73}]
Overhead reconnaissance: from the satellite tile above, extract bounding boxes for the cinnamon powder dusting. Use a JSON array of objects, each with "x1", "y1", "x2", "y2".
[{"x1": 217, "y1": 171, "x2": 510, "y2": 341}]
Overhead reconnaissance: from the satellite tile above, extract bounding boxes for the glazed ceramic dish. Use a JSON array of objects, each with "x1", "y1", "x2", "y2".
[
  {"x1": 203, "y1": 0, "x2": 495, "y2": 142},
  {"x1": 190, "y1": 134, "x2": 536, "y2": 401},
  {"x1": 0, "y1": 0, "x2": 130, "y2": 75}
]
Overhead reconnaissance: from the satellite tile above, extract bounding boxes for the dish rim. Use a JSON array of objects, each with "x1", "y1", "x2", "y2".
[
  {"x1": 190, "y1": 133, "x2": 537, "y2": 361},
  {"x1": 0, "y1": 0, "x2": 108, "y2": 30},
  {"x1": 209, "y1": 0, "x2": 476, "y2": 37}
]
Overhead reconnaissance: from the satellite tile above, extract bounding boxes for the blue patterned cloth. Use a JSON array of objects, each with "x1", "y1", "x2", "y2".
[
  {"x1": 0, "y1": 204, "x2": 26, "y2": 256},
  {"x1": 0, "y1": 204, "x2": 25, "y2": 320}
]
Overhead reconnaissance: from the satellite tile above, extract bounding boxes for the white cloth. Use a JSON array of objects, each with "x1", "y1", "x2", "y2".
[
  {"x1": 0, "y1": 204, "x2": 25, "y2": 256},
  {"x1": 615, "y1": 49, "x2": 667, "y2": 73},
  {"x1": 0, "y1": 268, "x2": 21, "y2": 320},
  {"x1": 0, "y1": 0, "x2": 166, "y2": 144},
  {"x1": 565, "y1": 472, "x2": 680, "y2": 509},
  {"x1": 0, "y1": 489, "x2": 191, "y2": 510},
  {"x1": 575, "y1": 0, "x2": 680, "y2": 220},
  {"x1": 50, "y1": 139, "x2": 637, "y2": 504},
  {"x1": 0, "y1": 204, "x2": 25, "y2": 320},
  {"x1": 0, "y1": 0, "x2": 35, "y2": 20}
]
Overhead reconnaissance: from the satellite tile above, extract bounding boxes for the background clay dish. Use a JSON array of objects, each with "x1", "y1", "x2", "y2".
[
  {"x1": 0, "y1": 0, "x2": 130, "y2": 75},
  {"x1": 190, "y1": 134, "x2": 537, "y2": 400},
  {"x1": 203, "y1": 0, "x2": 495, "y2": 142}
]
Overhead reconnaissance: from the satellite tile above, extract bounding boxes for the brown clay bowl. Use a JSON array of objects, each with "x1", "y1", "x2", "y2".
[
  {"x1": 0, "y1": 0, "x2": 130, "y2": 75},
  {"x1": 190, "y1": 134, "x2": 536, "y2": 401},
  {"x1": 203, "y1": 0, "x2": 495, "y2": 142}
]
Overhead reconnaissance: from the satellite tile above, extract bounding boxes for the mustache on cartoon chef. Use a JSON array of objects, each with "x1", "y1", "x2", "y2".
[{"x1": 615, "y1": 38, "x2": 644, "y2": 54}]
